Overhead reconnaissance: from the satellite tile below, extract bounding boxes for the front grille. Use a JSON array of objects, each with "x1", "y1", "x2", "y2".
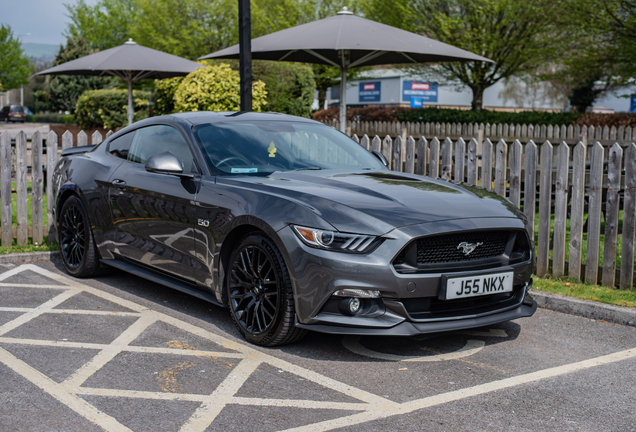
[
  {"x1": 392, "y1": 230, "x2": 531, "y2": 274},
  {"x1": 416, "y1": 231, "x2": 509, "y2": 264}
]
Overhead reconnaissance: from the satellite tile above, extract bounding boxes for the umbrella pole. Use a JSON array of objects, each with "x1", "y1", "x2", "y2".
[
  {"x1": 339, "y1": 67, "x2": 347, "y2": 133},
  {"x1": 127, "y1": 75, "x2": 134, "y2": 126}
]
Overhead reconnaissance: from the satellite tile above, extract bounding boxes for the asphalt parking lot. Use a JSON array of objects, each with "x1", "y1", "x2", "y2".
[{"x1": 1, "y1": 260, "x2": 635, "y2": 432}]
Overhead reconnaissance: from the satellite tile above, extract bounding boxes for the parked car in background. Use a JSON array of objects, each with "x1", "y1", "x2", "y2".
[
  {"x1": 52, "y1": 111, "x2": 537, "y2": 346},
  {"x1": 0, "y1": 105, "x2": 26, "y2": 123}
]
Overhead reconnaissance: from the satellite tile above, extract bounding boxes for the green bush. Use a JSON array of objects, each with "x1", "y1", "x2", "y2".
[
  {"x1": 174, "y1": 63, "x2": 267, "y2": 113},
  {"x1": 252, "y1": 61, "x2": 315, "y2": 118},
  {"x1": 75, "y1": 89, "x2": 150, "y2": 129},
  {"x1": 26, "y1": 113, "x2": 76, "y2": 124},
  {"x1": 154, "y1": 77, "x2": 183, "y2": 115},
  {"x1": 394, "y1": 107, "x2": 581, "y2": 126}
]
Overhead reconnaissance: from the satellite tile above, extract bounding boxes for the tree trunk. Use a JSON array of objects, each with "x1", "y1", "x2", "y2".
[
  {"x1": 317, "y1": 87, "x2": 327, "y2": 111},
  {"x1": 470, "y1": 86, "x2": 485, "y2": 110}
]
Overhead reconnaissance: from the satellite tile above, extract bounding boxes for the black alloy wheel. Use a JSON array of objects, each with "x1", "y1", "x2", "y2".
[
  {"x1": 60, "y1": 203, "x2": 86, "y2": 268},
  {"x1": 227, "y1": 233, "x2": 306, "y2": 346},
  {"x1": 58, "y1": 195, "x2": 103, "y2": 277}
]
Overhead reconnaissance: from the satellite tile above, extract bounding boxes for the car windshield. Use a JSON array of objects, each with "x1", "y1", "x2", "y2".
[
  {"x1": 11, "y1": 106, "x2": 24, "y2": 113},
  {"x1": 193, "y1": 120, "x2": 384, "y2": 175}
]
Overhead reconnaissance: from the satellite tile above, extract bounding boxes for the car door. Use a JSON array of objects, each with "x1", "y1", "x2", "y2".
[{"x1": 108, "y1": 124, "x2": 200, "y2": 283}]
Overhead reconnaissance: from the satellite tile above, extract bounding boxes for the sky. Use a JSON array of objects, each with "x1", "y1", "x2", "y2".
[{"x1": 1, "y1": 0, "x2": 98, "y2": 46}]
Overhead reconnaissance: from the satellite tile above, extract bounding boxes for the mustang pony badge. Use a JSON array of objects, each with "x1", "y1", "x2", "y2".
[{"x1": 457, "y1": 241, "x2": 483, "y2": 256}]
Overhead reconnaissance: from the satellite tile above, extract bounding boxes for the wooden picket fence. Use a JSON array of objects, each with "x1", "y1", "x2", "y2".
[
  {"x1": 0, "y1": 129, "x2": 112, "y2": 247},
  {"x1": 1, "y1": 126, "x2": 635, "y2": 291},
  {"x1": 349, "y1": 132, "x2": 636, "y2": 290},
  {"x1": 327, "y1": 119, "x2": 636, "y2": 146}
]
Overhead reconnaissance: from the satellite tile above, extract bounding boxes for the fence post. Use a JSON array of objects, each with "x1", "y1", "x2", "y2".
[
  {"x1": 361, "y1": 134, "x2": 370, "y2": 151},
  {"x1": 454, "y1": 138, "x2": 465, "y2": 183},
  {"x1": 405, "y1": 136, "x2": 415, "y2": 174},
  {"x1": 482, "y1": 139, "x2": 493, "y2": 191},
  {"x1": 415, "y1": 137, "x2": 427, "y2": 176},
  {"x1": 62, "y1": 130, "x2": 73, "y2": 150},
  {"x1": 620, "y1": 143, "x2": 636, "y2": 289},
  {"x1": 393, "y1": 136, "x2": 403, "y2": 172},
  {"x1": 537, "y1": 140, "x2": 553, "y2": 278},
  {"x1": 382, "y1": 135, "x2": 393, "y2": 169},
  {"x1": 552, "y1": 141, "x2": 570, "y2": 278},
  {"x1": 45, "y1": 132, "x2": 58, "y2": 241},
  {"x1": 0, "y1": 131, "x2": 11, "y2": 246},
  {"x1": 32, "y1": 131, "x2": 44, "y2": 245},
  {"x1": 494, "y1": 139, "x2": 507, "y2": 197},
  {"x1": 602, "y1": 143, "x2": 623, "y2": 287},
  {"x1": 441, "y1": 138, "x2": 453, "y2": 181},
  {"x1": 429, "y1": 137, "x2": 440, "y2": 179},
  {"x1": 352, "y1": 134, "x2": 359, "y2": 143},
  {"x1": 371, "y1": 135, "x2": 381, "y2": 153},
  {"x1": 585, "y1": 142, "x2": 605, "y2": 284},
  {"x1": 508, "y1": 140, "x2": 522, "y2": 207},
  {"x1": 467, "y1": 138, "x2": 478, "y2": 186},
  {"x1": 568, "y1": 141, "x2": 587, "y2": 281},
  {"x1": 524, "y1": 140, "x2": 537, "y2": 240},
  {"x1": 16, "y1": 131, "x2": 28, "y2": 245},
  {"x1": 92, "y1": 130, "x2": 103, "y2": 145}
]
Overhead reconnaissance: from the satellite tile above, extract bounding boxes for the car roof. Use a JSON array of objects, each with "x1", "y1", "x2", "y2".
[{"x1": 163, "y1": 111, "x2": 321, "y2": 126}]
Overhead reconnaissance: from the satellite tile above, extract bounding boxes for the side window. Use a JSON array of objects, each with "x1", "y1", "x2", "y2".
[
  {"x1": 108, "y1": 131, "x2": 135, "y2": 160},
  {"x1": 127, "y1": 125, "x2": 195, "y2": 173}
]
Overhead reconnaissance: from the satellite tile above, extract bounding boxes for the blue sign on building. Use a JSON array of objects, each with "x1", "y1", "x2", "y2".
[
  {"x1": 402, "y1": 81, "x2": 438, "y2": 103},
  {"x1": 631, "y1": 95, "x2": 636, "y2": 113},
  {"x1": 410, "y1": 97, "x2": 424, "y2": 108},
  {"x1": 359, "y1": 81, "x2": 381, "y2": 102}
]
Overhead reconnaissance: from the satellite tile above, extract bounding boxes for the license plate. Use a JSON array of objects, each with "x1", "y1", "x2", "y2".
[{"x1": 445, "y1": 272, "x2": 513, "y2": 300}]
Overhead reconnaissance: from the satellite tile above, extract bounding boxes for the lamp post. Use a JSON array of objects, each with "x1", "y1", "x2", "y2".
[{"x1": 238, "y1": 0, "x2": 252, "y2": 112}]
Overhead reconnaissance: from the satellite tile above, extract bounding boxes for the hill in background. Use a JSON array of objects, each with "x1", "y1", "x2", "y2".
[{"x1": 22, "y1": 43, "x2": 59, "y2": 60}]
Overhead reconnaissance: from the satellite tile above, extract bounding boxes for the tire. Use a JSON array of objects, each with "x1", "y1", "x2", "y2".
[
  {"x1": 58, "y1": 195, "x2": 104, "y2": 278},
  {"x1": 226, "y1": 233, "x2": 306, "y2": 346}
]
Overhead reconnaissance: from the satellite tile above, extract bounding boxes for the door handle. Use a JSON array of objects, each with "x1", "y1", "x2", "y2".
[{"x1": 111, "y1": 179, "x2": 127, "y2": 189}]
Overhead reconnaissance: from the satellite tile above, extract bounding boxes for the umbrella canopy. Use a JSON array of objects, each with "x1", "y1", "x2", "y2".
[
  {"x1": 200, "y1": 8, "x2": 492, "y2": 131},
  {"x1": 38, "y1": 39, "x2": 203, "y2": 125}
]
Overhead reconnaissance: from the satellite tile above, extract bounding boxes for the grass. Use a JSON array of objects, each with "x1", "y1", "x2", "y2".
[
  {"x1": 0, "y1": 237, "x2": 59, "y2": 255},
  {"x1": 0, "y1": 181, "x2": 56, "y2": 254},
  {"x1": 533, "y1": 276, "x2": 636, "y2": 308}
]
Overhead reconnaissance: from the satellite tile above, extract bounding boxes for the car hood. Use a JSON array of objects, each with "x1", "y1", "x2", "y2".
[{"x1": 218, "y1": 170, "x2": 523, "y2": 235}]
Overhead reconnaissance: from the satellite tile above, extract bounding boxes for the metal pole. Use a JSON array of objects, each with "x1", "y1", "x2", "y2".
[
  {"x1": 20, "y1": 86, "x2": 24, "y2": 106},
  {"x1": 339, "y1": 67, "x2": 347, "y2": 132},
  {"x1": 238, "y1": 0, "x2": 252, "y2": 112},
  {"x1": 127, "y1": 74, "x2": 134, "y2": 125}
]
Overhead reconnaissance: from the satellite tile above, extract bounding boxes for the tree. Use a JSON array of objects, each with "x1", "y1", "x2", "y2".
[
  {"x1": 65, "y1": 0, "x2": 137, "y2": 50},
  {"x1": 361, "y1": 0, "x2": 566, "y2": 110},
  {"x1": 131, "y1": 0, "x2": 237, "y2": 60},
  {"x1": 0, "y1": 25, "x2": 32, "y2": 91},
  {"x1": 46, "y1": 37, "x2": 116, "y2": 114}
]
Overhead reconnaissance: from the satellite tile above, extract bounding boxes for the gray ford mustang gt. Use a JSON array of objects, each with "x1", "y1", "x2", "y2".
[{"x1": 52, "y1": 111, "x2": 536, "y2": 346}]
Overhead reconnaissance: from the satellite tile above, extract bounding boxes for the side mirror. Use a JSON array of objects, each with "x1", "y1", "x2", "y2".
[
  {"x1": 145, "y1": 151, "x2": 189, "y2": 176},
  {"x1": 372, "y1": 150, "x2": 389, "y2": 167}
]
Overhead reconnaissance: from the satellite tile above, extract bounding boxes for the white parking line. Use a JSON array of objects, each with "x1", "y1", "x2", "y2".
[{"x1": 0, "y1": 263, "x2": 634, "y2": 432}]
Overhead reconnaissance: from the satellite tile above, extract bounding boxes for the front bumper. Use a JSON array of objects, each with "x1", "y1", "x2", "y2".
[{"x1": 277, "y1": 217, "x2": 536, "y2": 335}]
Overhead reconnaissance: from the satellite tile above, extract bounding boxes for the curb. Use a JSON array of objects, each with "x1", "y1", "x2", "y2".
[
  {"x1": 530, "y1": 290, "x2": 636, "y2": 328},
  {"x1": 0, "y1": 251, "x2": 61, "y2": 265}
]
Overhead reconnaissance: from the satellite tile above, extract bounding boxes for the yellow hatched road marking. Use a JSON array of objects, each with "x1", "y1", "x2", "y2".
[{"x1": 0, "y1": 264, "x2": 634, "y2": 432}]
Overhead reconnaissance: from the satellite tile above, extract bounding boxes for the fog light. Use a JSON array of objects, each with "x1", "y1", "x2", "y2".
[{"x1": 348, "y1": 298, "x2": 361, "y2": 315}]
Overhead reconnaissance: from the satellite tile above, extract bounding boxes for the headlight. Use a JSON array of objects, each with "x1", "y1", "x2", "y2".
[{"x1": 292, "y1": 225, "x2": 382, "y2": 253}]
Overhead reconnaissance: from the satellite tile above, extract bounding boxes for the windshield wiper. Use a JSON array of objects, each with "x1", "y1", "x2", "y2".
[{"x1": 294, "y1": 166, "x2": 322, "y2": 171}]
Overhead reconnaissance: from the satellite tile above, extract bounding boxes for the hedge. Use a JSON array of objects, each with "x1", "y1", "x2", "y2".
[
  {"x1": 174, "y1": 63, "x2": 267, "y2": 113},
  {"x1": 75, "y1": 89, "x2": 150, "y2": 129},
  {"x1": 252, "y1": 61, "x2": 315, "y2": 118},
  {"x1": 26, "y1": 114, "x2": 75, "y2": 124},
  {"x1": 312, "y1": 107, "x2": 582, "y2": 126},
  {"x1": 154, "y1": 77, "x2": 183, "y2": 116}
]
